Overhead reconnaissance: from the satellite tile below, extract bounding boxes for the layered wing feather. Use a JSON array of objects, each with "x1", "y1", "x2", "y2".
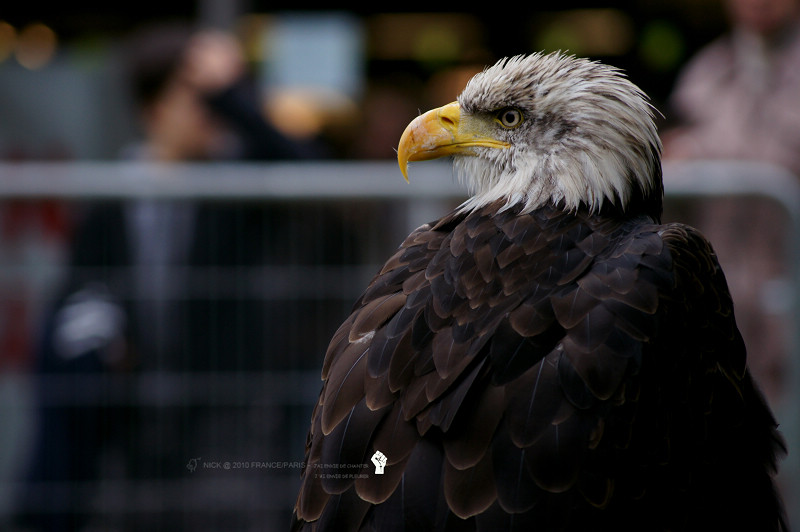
[{"x1": 292, "y1": 202, "x2": 786, "y2": 531}]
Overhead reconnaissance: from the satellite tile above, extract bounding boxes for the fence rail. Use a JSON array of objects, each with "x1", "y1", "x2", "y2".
[{"x1": 0, "y1": 160, "x2": 463, "y2": 200}]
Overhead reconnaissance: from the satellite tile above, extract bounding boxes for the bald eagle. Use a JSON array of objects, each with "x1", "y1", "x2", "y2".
[{"x1": 291, "y1": 53, "x2": 787, "y2": 531}]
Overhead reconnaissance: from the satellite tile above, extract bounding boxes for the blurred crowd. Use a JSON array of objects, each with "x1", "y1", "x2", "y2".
[{"x1": 1, "y1": 0, "x2": 800, "y2": 529}]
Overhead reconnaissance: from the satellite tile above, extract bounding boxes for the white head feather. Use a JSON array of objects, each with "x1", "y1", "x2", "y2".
[{"x1": 454, "y1": 52, "x2": 662, "y2": 215}]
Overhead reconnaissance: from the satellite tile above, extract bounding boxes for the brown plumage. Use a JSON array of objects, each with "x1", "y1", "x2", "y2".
[{"x1": 291, "y1": 53, "x2": 787, "y2": 531}]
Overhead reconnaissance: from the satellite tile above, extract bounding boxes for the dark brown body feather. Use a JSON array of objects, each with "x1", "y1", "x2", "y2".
[{"x1": 292, "y1": 201, "x2": 786, "y2": 531}]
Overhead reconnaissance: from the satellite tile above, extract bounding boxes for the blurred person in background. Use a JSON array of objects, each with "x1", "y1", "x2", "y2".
[
  {"x1": 662, "y1": 0, "x2": 800, "y2": 404},
  {"x1": 125, "y1": 24, "x2": 321, "y2": 162},
  {"x1": 663, "y1": 0, "x2": 800, "y2": 171},
  {"x1": 14, "y1": 22, "x2": 351, "y2": 531}
]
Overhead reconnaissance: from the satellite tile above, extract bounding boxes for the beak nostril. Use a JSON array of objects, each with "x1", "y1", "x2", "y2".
[{"x1": 436, "y1": 102, "x2": 461, "y2": 131}]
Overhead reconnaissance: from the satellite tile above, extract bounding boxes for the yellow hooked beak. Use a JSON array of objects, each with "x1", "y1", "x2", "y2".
[{"x1": 397, "y1": 101, "x2": 511, "y2": 182}]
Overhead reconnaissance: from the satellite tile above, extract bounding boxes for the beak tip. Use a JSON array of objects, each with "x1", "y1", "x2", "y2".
[{"x1": 399, "y1": 160, "x2": 410, "y2": 183}]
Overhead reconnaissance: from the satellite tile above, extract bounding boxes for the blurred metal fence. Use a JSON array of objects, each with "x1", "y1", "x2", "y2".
[{"x1": 0, "y1": 160, "x2": 797, "y2": 530}]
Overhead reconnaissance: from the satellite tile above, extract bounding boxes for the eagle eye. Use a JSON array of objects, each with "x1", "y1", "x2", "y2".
[{"x1": 496, "y1": 108, "x2": 523, "y2": 129}]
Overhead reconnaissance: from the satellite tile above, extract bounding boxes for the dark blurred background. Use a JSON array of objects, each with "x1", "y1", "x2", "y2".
[
  {"x1": 0, "y1": 1, "x2": 728, "y2": 161},
  {"x1": 1, "y1": 1, "x2": 799, "y2": 531}
]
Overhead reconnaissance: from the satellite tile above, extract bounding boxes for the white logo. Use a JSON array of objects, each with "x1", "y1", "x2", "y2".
[
  {"x1": 186, "y1": 457, "x2": 201, "y2": 473},
  {"x1": 371, "y1": 450, "x2": 387, "y2": 474}
]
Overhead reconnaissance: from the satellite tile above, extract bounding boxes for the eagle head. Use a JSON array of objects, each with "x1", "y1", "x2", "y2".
[{"x1": 398, "y1": 52, "x2": 663, "y2": 218}]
